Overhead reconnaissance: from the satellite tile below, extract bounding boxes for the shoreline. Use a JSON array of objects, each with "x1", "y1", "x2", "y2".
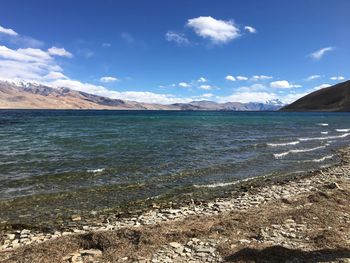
[
  {"x1": 0, "y1": 149, "x2": 341, "y2": 233},
  {"x1": 0, "y1": 147, "x2": 349, "y2": 261}
]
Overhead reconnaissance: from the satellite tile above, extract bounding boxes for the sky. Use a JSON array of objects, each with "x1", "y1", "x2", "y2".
[{"x1": 0, "y1": 0, "x2": 349, "y2": 104}]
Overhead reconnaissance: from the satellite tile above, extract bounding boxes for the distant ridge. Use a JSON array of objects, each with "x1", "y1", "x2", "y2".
[
  {"x1": 281, "y1": 80, "x2": 350, "y2": 112},
  {"x1": 0, "y1": 80, "x2": 283, "y2": 111}
]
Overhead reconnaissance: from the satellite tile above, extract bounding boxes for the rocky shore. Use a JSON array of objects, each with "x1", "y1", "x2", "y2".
[{"x1": 1, "y1": 147, "x2": 350, "y2": 262}]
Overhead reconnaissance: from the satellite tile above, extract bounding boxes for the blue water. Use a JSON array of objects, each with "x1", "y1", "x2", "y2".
[{"x1": 0, "y1": 110, "x2": 350, "y2": 225}]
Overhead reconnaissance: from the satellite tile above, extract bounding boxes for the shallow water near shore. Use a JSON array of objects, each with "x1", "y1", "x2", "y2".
[{"x1": 1, "y1": 110, "x2": 350, "y2": 228}]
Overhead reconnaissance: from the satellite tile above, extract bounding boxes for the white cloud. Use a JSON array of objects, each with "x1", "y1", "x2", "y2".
[
  {"x1": 165, "y1": 31, "x2": 189, "y2": 45},
  {"x1": 199, "y1": 85, "x2": 212, "y2": 90},
  {"x1": 198, "y1": 77, "x2": 207, "y2": 82},
  {"x1": 0, "y1": 45, "x2": 51, "y2": 62},
  {"x1": 44, "y1": 71, "x2": 68, "y2": 80},
  {"x1": 121, "y1": 32, "x2": 134, "y2": 43},
  {"x1": 179, "y1": 82, "x2": 191, "y2": 88},
  {"x1": 187, "y1": 16, "x2": 240, "y2": 44},
  {"x1": 218, "y1": 92, "x2": 277, "y2": 103},
  {"x1": 102, "y1": 43, "x2": 111, "y2": 47},
  {"x1": 201, "y1": 93, "x2": 214, "y2": 98},
  {"x1": 78, "y1": 49, "x2": 94, "y2": 58},
  {"x1": 0, "y1": 24, "x2": 43, "y2": 48},
  {"x1": 330, "y1": 76, "x2": 345, "y2": 81},
  {"x1": 225, "y1": 75, "x2": 236, "y2": 81},
  {"x1": 100, "y1": 76, "x2": 119, "y2": 83},
  {"x1": 217, "y1": 89, "x2": 309, "y2": 104},
  {"x1": 282, "y1": 92, "x2": 309, "y2": 104},
  {"x1": 314, "y1": 84, "x2": 331, "y2": 90},
  {"x1": 230, "y1": 83, "x2": 266, "y2": 93},
  {"x1": 309, "y1": 47, "x2": 334, "y2": 60},
  {"x1": 0, "y1": 45, "x2": 63, "y2": 81},
  {"x1": 251, "y1": 75, "x2": 272, "y2": 81},
  {"x1": 270, "y1": 80, "x2": 301, "y2": 89},
  {"x1": 236, "y1": 75, "x2": 248, "y2": 81},
  {"x1": 159, "y1": 83, "x2": 176, "y2": 89},
  {"x1": 48, "y1": 47, "x2": 73, "y2": 58},
  {"x1": 244, "y1": 26, "x2": 256, "y2": 33},
  {"x1": 9, "y1": 36, "x2": 44, "y2": 48},
  {"x1": 0, "y1": 25, "x2": 18, "y2": 36},
  {"x1": 306, "y1": 75, "x2": 321, "y2": 81},
  {"x1": 50, "y1": 79, "x2": 193, "y2": 104}
]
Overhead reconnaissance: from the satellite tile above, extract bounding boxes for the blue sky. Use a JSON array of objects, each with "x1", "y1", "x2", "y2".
[{"x1": 0, "y1": 0, "x2": 349, "y2": 104}]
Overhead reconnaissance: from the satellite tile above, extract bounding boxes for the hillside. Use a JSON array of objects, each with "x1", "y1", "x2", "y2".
[
  {"x1": 281, "y1": 80, "x2": 350, "y2": 111},
  {"x1": 0, "y1": 81, "x2": 283, "y2": 111},
  {"x1": 0, "y1": 81, "x2": 177, "y2": 110}
]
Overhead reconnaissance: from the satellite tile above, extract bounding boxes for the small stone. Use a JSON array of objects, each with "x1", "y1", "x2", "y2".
[
  {"x1": 80, "y1": 249, "x2": 102, "y2": 257},
  {"x1": 7, "y1": 234, "x2": 16, "y2": 240},
  {"x1": 196, "y1": 247, "x2": 216, "y2": 253},
  {"x1": 62, "y1": 255, "x2": 72, "y2": 261},
  {"x1": 239, "y1": 239, "x2": 251, "y2": 244},
  {"x1": 288, "y1": 233, "x2": 296, "y2": 238},
  {"x1": 71, "y1": 253, "x2": 83, "y2": 263},
  {"x1": 169, "y1": 242, "x2": 183, "y2": 249},
  {"x1": 21, "y1": 229, "x2": 30, "y2": 235},
  {"x1": 326, "y1": 182, "x2": 342, "y2": 189},
  {"x1": 71, "y1": 215, "x2": 82, "y2": 221},
  {"x1": 285, "y1": 219, "x2": 295, "y2": 224},
  {"x1": 12, "y1": 243, "x2": 20, "y2": 248}
]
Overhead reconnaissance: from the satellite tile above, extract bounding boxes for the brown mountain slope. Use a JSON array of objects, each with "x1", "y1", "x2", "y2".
[
  {"x1": 281, "y1": 80, "x2": 350, "y2": 112},
  {"x1": 0, "y1": 81, "x2": 177, "y2": 110}
]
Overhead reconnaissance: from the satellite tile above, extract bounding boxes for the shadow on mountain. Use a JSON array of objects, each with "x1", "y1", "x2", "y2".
[{"x1": 224, "y1": 245, "x2": 350, "y2": 262}]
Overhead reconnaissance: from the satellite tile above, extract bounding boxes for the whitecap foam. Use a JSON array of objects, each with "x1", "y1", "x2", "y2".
[
  {"x1": 273, "y1": 151, "x2": 290, "y2": 158},
  {"x1": 194, "y1": 170, "x2": 307, "y2": 189},
  {"x1": 298, "y1": 133, "x2": 350, "y2": 141},
  {"x1": 194, "y1": 181, "x2": 238, "y2": 188},
  {"x1": 267, "y1": 141, "x2": 300, "y2": 147},
  {"x1": 304, "y1": 154, "x2": 334, "y2": 163},
  {"x1": 336, "y1": 129, "x2": 350, "y2": 133},
  {"x1": 87, "y1": 168, "x2": 105, "y2": 173},
  {"x1": 317, "y1": 123, "x2": 328, "y2": 126},
  {"x1": 321, "y1": 131, "x2": 328, "y2": 135},
  {"x1": 194, "y1": 176, "x2": 258, "y2": 189},
  {"x1": 274, "y1": 145, "x2": 326, "y2": 159}
]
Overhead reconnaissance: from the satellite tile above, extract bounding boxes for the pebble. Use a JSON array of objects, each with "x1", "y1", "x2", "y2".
[{"x1": 71, "y1": 215, "x2": 82, "y2": 221}]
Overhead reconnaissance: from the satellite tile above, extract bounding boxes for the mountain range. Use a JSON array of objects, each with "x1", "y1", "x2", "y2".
[{"x1": 0, "y1": 81, "x2": 284, "y2": 111}]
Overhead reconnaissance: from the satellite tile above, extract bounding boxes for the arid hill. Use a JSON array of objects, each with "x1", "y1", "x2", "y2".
[{"x1": 281, "y1": 80, "x2": 350, "y2": 112}]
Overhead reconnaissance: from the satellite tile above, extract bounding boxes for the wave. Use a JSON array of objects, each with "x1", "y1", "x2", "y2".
[
  {"x1": 298, "y1": 133, "x2": 350, "y2": 141},
  {"x1": 194, "y1": 170, "x2": 307, "y2": 189},
  {"x1": 87, "y1": 168, "x2": 105, "y2": 173},
  {"x1": 321, "y1": 131, "x2": 328, "y2": 135},
  {"x1": 194, "y1": 181, "x2": 238, "y2": 188},
  {"x1": 274, "y1": 145, "x2": 326, "y2": 159},
  {"x1": 336, "y1": 129, "x2": 350, "y2": 133},
  {"x1": 307, "y1": 154, "x2": 334, "y2": 163},
  {"x1": 317, "y1": 123, "x2": 328, "y2": 126},
  {"x1": 194, "y1": 176, "x2": 258, "y2": 189},
  {"x1": 267, "y1": 141, "x2": 300, "y2": 147}
]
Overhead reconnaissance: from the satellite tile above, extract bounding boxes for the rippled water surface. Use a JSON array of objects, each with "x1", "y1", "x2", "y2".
[{"x1": 1, "y1": 110, "x2": 350, "y2": 224}]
